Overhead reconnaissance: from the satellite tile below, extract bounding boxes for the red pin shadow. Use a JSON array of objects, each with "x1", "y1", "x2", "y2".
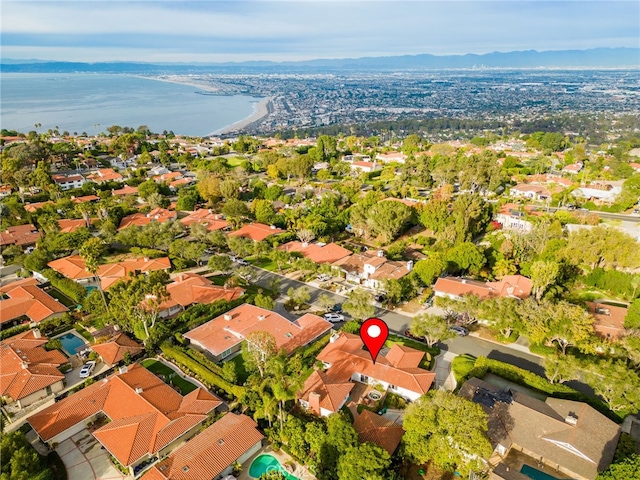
[{"x1": 359, "y1": 317, "x2": 389, "y2": 364}]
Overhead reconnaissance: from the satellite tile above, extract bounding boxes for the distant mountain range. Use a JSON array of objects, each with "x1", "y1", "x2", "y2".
[{"x1": 2, "y1": 48, "x2": 638, "y2": 73}]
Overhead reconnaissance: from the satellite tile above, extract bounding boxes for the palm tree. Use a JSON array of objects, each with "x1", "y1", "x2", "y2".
[
  {"x1": 266, "y1": 353, "x2": 303, "y2": 433},
  {"x1": 79, "y1": 238, "x2": 108, "y2": 311}
]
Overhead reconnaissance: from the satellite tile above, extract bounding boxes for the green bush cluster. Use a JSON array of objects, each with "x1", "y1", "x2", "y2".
[
  {"x1": 584, "y1": 268, "x2": 639, "y2": 299},
  {"x1": 0, "y1": 324, "x2": 31, "y2": 340},
  {"x1": 41, "y1": 269, "x2": 86, "y2": 303},
  {"x1": 459, "y1": 356, "x2": 622, "y2": 422},
  {"x1": 160, "y1": 343, "x2": 245, "y2": 399}
]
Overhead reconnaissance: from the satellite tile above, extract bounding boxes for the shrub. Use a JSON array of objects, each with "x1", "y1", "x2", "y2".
[
  {"x1": 41, "y1": 269, "x2": 86, "y2": 303},
  {"x1": 47, "y1": 451, "x2": 68, "y2": 480},
  {"x1": 160, "y1": 343, "x2": 245, "y2": 399},
  {"x1": 0, "y1": 324, "x2": 30, "y2": 340}
]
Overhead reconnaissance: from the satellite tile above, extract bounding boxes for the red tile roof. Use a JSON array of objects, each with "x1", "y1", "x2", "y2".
[
  {"x1": 87, "y1": 168, "x2": 123, "y2": 183},
  {"x1": 585, "y1": 302, "x2": 627, "y2": 340},
  {"x1": 185, "y1": 304, "x2": 332, "y2": 357},
  {"x1": 57, "y1": 219, "x2": 90, "y2": 233},
  {"x1": 112, "y1": 185, "x2": 139, "y2": 196},
  {"x1": 179, "y1": 209, "x2": 228, "y2": 231},
  {"x1": 0, "y1": 330, "x2": 66, "y2": 401},
  {"x1": 227, "y1": 223, "x2": 284, "y2": 242},
  {"x1": 24, "y1": 202, "x2": 54, "y2": 213},
  {"x1": 280, "y1": 241, "x2": 352, "y2": 264},
  {"x1": 118, "y1": 208, "x2": 177, "y2": 230},
  {"x1": 298, "y1": 370, "x2": 354, "y2": 415},
  {"x1": 28, "y1": 364, "x2": 222, "y2": 466},
  {"x1": 91, "y1": 333, "x2": 144, "y2": 366},
  {"x1": 152, "y1": 172, "x2": 182, "y2": 183},
  {"x1": 353, "y1": 410, "x2": 404, "y2": 455},
  {"x1": 0, "y1": 283, "x2": 69, "y2": 325},
  {"x1": 141, "y1": 413, "x2": 264, "y2": 480},
  {"x1": 162, "y1": 273, "x2": 244, "y2": 311},
  {"x1": 316, "y1": 332, "x2": 435, "y2": 396},
  {"x1": 434, "y1": 275, "x2": 531, "y2": 300},
  {"x1": 0, "y1": 224, "x2": 41, "y2": 246},
  {"x1": 48, "y1": 255, "x2": 171, "y2": 290}
]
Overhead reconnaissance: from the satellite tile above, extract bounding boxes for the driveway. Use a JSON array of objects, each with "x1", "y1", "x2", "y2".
[{"x1": 56, "y1": 430, "x2": 131, "y2": 480}]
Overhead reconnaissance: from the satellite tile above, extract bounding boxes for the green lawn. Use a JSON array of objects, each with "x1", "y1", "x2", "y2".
[
  {"x1": 226, "y1": 156, "x2": 246, "y2": 167},
  {"x1": 228, "y1": 354, "x2": 249, "y2": 384},
  {"x1": 386, "y1": 334, "x2": 439, "y2": 370},
  {"x1": 141, "y1": 359, "x2": 198, "y2": 394}
]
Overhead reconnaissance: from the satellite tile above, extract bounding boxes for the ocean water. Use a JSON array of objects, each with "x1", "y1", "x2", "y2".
[{"x1": 0, "y1": 73, "x2": 259, "y2": 136}]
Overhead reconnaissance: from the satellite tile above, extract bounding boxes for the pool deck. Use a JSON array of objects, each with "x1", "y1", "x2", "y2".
[
  {"x1": 52, "y1": 329, "x2": 89, "y2": 357},
  {"x1": 501, "y1": 450, "x2": 574, "y2": 480},
  {"x1": 239, "y1": 446, "x2": 316, "y2": 480}
]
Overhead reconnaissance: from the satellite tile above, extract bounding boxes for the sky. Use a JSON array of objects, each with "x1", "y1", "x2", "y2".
[{"x1": 1, "y1": 1, "x2": 639, "y2": 62}]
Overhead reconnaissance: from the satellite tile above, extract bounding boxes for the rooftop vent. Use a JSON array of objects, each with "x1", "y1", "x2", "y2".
[
  {"x1": 565, "y1": 413, "x2": 578, "y2": 426},
  {"x1": 461, "y1": 279, "x2": 468, "y2": 284},
  {"x1": 377, "y1": 250, "x2": 384, "y2": 258},
  {"x1": 224, "y1": 314, "x2": 232, "y2": 321},
  {"x1": 21, "y1": 361, "x2": 28, "y2": 369},
  {"x1": 217, "y1": 439, "x2": 224, "y2": 445},
  {"x1": 135, "y1": 387, "x2": 143, "y2": 394},
  {"x1": 596, "y1": 307, "x2": 611, "y2": 316},
  {"x1": 119, "y1": 366, "x2": 128, "y2": 375},
  {"x1": 258, "y1": 315, "x2": 265, "y2": 321},
  {"x1": 182, "y1": 466, "x2": 189, "y2": 472},
  {"x1": 270, "y1": 225, "x2": 277, "y2": 229}
]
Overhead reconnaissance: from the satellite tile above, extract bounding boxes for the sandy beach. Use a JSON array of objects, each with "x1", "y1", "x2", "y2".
[{"x1": 209, "y1": 96, "x2": 272, "y2": 135}]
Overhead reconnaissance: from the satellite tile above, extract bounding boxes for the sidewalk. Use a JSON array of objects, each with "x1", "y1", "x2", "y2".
[
  {"x1": 433, "y1": 351, "x2": 457, "y2": 391},
  {"x1": 467, "y1": 332, "x2": 543, "y2": 357}
]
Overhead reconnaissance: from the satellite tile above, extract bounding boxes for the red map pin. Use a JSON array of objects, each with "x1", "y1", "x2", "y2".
[{"x1": 360, "y1": 317, "x2": 389, "y2": 364}]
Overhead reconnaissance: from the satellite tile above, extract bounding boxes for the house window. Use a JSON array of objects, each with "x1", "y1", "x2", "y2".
[
  {"x1": 221, "y1": 348, "x2": 233, "y2": 359},
  {"x1": 389, "y1": 385, "x2": 396, "y2": 391},
  {"x1": 360, "y1": 375, "x2": 369, "y2": 383}
]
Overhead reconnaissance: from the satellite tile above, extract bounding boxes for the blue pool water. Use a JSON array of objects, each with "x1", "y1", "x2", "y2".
[
  {"x1": 520, "y1": 464, "x2": 567, "y2": 480},
  {"x1": 249, "y1": 454, "x2": 299, "y2": 480},
  {"x1": 58, "y1": 332, "x2": 86, "y2": 356}
]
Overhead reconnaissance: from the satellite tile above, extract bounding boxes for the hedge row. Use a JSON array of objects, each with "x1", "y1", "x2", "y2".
[
  {"x1": 0, "y1": 324, "x2": 31, "y2": 340},
  {"x1": 160, "y1": 342, "x2": 245, "y2": 399},
  {"x1": 169, "y1": 297, "x2": 249, "y2": 334},
  {"x1": 462, "y1": 356, "x2": 622, "y2": 423},
  {"x1": 42, "y1": 269, "x2": 86, "y2": 303}
]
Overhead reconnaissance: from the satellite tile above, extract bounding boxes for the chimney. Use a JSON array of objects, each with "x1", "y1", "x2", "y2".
[
  {"x1": 377, "y1": 250, "x2": 384, "y2": 258},
  {"x1": 119, "y1": 365, "x2": 128, "y2": 375},
  {"x1": 224, "y1": 314, "x2": 232, "y2": 321},
  {"x1": 33, "y1": 329, "x2": 42, "y2": 339},
  {"x1": 406, "y1": 260, "x2": 414, "y2": 272},
  {"x1": 302, "y1": 242, "x2": 308, "y2": 248},
  {"x1": 565, "y1": 413, "x2": 578, "y2": 426},
  {"x1": 113, "y1": 325, "x2": 120, "y2": 331},
  {"x1": 270, "y1": 225, "x2": 276, "y2": 230},
  {"x1": 21, "y1": 361, "x2": 28, "y2": 369},
  {"x1": 330, "y1": 332, "x2": 339, "y2": 343},
  {"x1": 258, "y1": 315, "x2": 265, "y2": 321},
  {"x1": 135, "y1": 387, "x2": 143, "y2": 394},
  {"x1": 143, "y1": 257, "x2": 149, "y2": 262},
  {"x1": 309, "y1": 392, "x2": 321, "y2": 415},
  {"x1": 461, "y1": 279, "x2": 468, "y2": 284}
]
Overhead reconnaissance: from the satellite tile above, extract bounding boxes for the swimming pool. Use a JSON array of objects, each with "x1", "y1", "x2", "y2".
[
  {"x1": 248, "y1": 454, "x2": 299, "y2": 480},
  {"x1": 520, "y1": 464, "x2": 567, "y2": 480},
  {"x1": 58, "y1": 332, "x2": 86, "y2": 356}
]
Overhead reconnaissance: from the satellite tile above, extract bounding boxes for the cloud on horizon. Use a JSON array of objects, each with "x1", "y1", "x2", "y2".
[{"x1": 2, "y1": 1, "x2": 638, "y2": 62}]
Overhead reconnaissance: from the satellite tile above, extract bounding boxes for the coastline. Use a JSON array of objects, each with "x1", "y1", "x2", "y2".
[
  {"x1": 133, "y1": 74, "x2": 270, "y2": 136},
  {"x1": 209, "y1": 96, "x2": 272, "y2": 136}
]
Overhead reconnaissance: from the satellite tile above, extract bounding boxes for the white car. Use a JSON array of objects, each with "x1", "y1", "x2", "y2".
[
  {"x1": 317, "y1": 274, "x2": 331, "y2": 282},
  {"x1": 324, "y1": 313, "x2": 345, "y2": 323},
  {"x1": 79, "y1": 361, "x2": 96, "y2": 378}
]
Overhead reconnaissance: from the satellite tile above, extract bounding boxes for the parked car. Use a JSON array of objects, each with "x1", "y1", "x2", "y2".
[
  {"x1": 331, "y1": 303, "x2": 343, "y2": 313},
  {"x1": 231, "y1": 256, "x2": 249, "y2": 265},
  {"x1": 449, "y1": 325, "x2": 469, "y2": 336},
  {"x1": 324, "y1": 313, "x2": 345, "y2": 323},
  {"x1": 317, "y1": 274, "x2": 331, "y2": 282},
  {"x1": 374, "y1": 293, "x2": 387, "y2": 302},
  {"x1": 79, "y1": 361, "x2": 96, "y2": 378}
]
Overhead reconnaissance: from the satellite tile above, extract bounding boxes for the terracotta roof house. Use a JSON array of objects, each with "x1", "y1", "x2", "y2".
[
  {"x1": 86, "y1": 168, "x2": 123, "y2": 184},
  {"x1": 92, "y1": 333, "x2": 144, "y2": 367},
  {"x1": 52, "y1": 173, "x2": 85, "y2": 191},
  {"x1": 280, "y1": 241, "x2": 352, "y2": 264},
  {"x1": 169, "y1": 178, "x2": 193, "y2": 190},
  {"x1": 459, "y1": 377, "x2": 620, "y2": 480},
  {"x1": 1, "y1": 329, "x2": 67, "y2": 408},
  {"x1": 28, "y1": 364, "x2": 222, "y2": 476},
  {"x1": 350, "y1": 161, "x2": 381, "y2": 173},
  {"x1": 353, "y1": 409, "x2": 404, "y2": 455},
  {"x1": 332, "y1": 250, "x2": 412, "y2": 291},
  {"x1": 227, "y1": 222, "x2": 285, "y2": 242},
  {"x1": 0, "y1": 184, "x2": 12, "y2": 199},
  {"x1": 0, "y1": 279, "x2": 68, "y2": 327},
  {"x1": 57, "y1": 218, "x2": 91, "y2": 233},
  {"x1": 140, "y1": 413, "x2": 264, "y2": 480},
  {"x1": 118, "y1": 208, "x2": 177, "y2": 231},
  {"x1": 300, "y1": 332, "x2": 435, "y2": 408},
  {"x1": 382, "y1": 197, "x2": 424, "y2": 208},
  {"x1": 112, "y1": 185, "x2": 139, "y2": 196},
  {"x1": 185, "y1": 304, "x2": 333, "y2": 362},
  {"x1": 494, "y1": 203, "x2": 540, "y2": 233},
  {"x1": 585, "y1": 302, "x2": 627, "y2": 341},
  {"x1": 434, "y1": 275, "x2": 532, "y2": 301},
  {"x1": 71, "y1": 194, "x2": 100, "y2": 204},
  {"x1": 48, "y1": 255, "x2": 171, "y2": 290},
  {"x1": 152, "y1": 172, "x2": 183, "y2": 183},
  {"x1": 510, "y1": 184, "x2": 551, "y2": 201},
  {"x1": 298, "y1": 370, "x2": 355, "y2": 417},
  {"x1": 24, "y1": 201, "x2": 54, "y2": 213},
  {"x1": 159, "y1": 273, "x2": 244, "y2": 318},
  {"x1": 629, "y1": 162, "x2": 640, "y2": 173},
  {"x1": 0, "y1": 224, "x2": 41, "y2": 247},
  {"x1": 376, "y1": 152, "x2": 407, "y2": 164},
  {"x1": 179, "y1": 209, "x2": 228, "y2": 231},
  {"x1": 562, "y1": 162, "x2": 584, "y2": 174}
]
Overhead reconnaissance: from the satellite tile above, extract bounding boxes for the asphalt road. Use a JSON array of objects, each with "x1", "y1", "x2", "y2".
[
  {"x1": 531, "y1": 206, "x2": 640, "y2": 223},
  {"x1": 248, "y1": 265, "x2": 547, "y2": 376}
]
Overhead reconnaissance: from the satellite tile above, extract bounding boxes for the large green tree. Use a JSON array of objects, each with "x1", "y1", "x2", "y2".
[
  {"x1": 337, "y1": 443, "x2": 391, "y2": 480},
  {"x1": 343, "y1": 288, "x2": 375, "y2": 321},
  {"x1": 409, "y1": 313, "x2": 455, "y2": 347},
  {"x1": 403, "y1": 390, "x2": 492, "y2": 477}
]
